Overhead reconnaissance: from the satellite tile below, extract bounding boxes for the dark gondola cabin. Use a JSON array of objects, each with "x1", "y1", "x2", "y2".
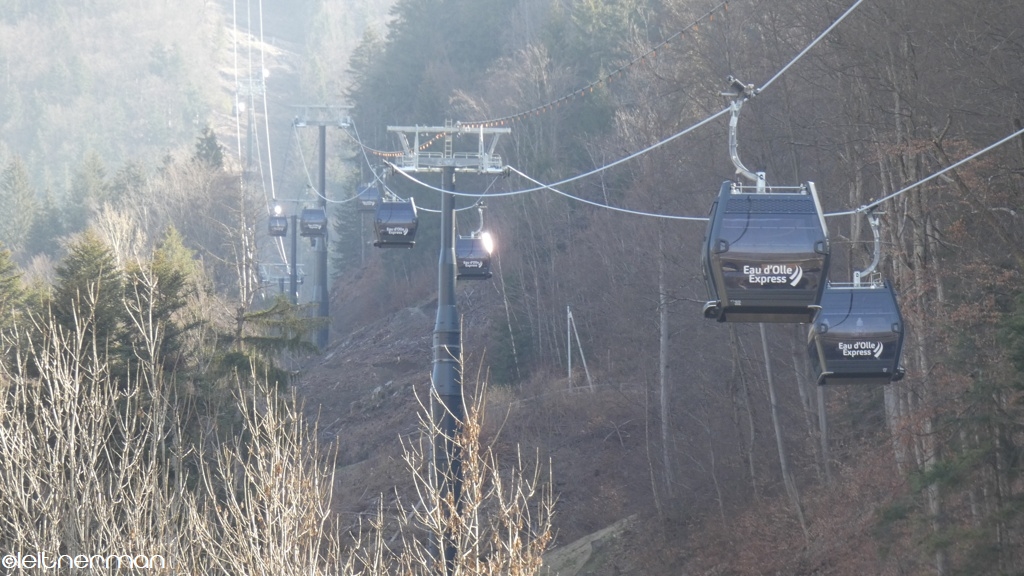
[
  {"x1": 456, "y1": 233, "x2": 493, "y2": 279},
  {"x1": 373, "y1": 198, "x2": 418, "y2": 248},
  {"x1": 808, "y1": 282, "x2": 905, "y2": 386},
  {"x1": 268, "y1": 215, "x2": 288, "y2": 237},
  {"x1": 356, "y1": 184, "x2": 380, "y2": 213},
  {"x1": 702, "y1": 180, "x2": 831, "y2": 323},
  {"x1": 299, "y1": 207, "x2": 328, "y2": 237}
]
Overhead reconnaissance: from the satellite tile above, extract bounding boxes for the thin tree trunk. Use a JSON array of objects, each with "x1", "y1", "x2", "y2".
[
  {"x1": 879, "y1": 153, "x2": 909, "y2": 475},
  {"x1": 730, "y1": 325, "x2": 759, "y2": 499},
  {"x1": 817, "y1": 383, "x2": 832, "y2": 484},
  {"x1": 760, "y1": 323, "x2": 809, "y2": 542},
  {"x1": 790, "y1": 326, "x2": 820, "y2": 479},
  {"x1": 658, "y1": 239, "x2": 673, "y2": 498}
]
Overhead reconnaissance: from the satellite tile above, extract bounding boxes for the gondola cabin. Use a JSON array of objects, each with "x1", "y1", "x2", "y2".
[
  {"x1": 373, "y1": 198, "x2": 418, "y2": 248},
  {"x1": 808, "y1": 282, "x2": 905, "y2": 386},
  {"x1": 456, "y1": 232, "x2": 494, "y2": 279},
  {"x1": 299, "y1": 207, "x2": 328, "y2": 237},
  {"x1": 702, "y1": 180, "x2": 831, "y2": 323},
  {"x1": 268, "y1": 215, "x2": 288, "y2": 237},
  {"x1": 356, "y1": 184, "x2": 380, "y2": 213}
]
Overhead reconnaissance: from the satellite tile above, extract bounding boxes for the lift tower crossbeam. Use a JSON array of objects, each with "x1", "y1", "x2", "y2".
[{"x1": 387, "y1": 124, "x2": 510, "y2": 173}]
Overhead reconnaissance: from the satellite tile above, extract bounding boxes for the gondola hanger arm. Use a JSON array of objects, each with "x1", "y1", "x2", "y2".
[
  {"x1": 474, "y1": 202, "x2": 487, "y2": 236},
  {"x1": 721, "y1": 77, "x2": 766, "y2": 192},
  {"x1": 853, "y1": 210, "x2": 882, "y2": 287}
]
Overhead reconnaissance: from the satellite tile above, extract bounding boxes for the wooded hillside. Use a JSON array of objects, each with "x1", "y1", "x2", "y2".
[
  {"x1": 331, "y1": 0, "x2": 1024, "y2": 573},
  {"x1": 0, "y1": 0, "x2": 1022, "y2": 574}
]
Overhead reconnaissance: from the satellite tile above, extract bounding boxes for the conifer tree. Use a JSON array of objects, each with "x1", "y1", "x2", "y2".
[
  {"x1": 24, "y1": 187, "x2": 65, "y2": 258},
  {"x1": 194, "y1": 125, "x2": 224, "y2": 170},
  {"x1": 0, "y1": 245, "x2": 24, "y2": 332},
  {"x1": 63, "y1": 150, "x2": 109, "y2": 234},
  {"x1": 126, "y1": 226, "x2": 203, "y2": 371},
  {"x1": 52, "y1": 229, "x2": 125, "y2": 356},
  {"x1": 0, "y1": 156, "x2": 36, "y2": 254}
]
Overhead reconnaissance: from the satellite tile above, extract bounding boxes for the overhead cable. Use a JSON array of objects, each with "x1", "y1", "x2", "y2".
[
  {"x1": 509, "y1": 166, "x2": 709, "y2": 221},
  {"x1": 415, "y1": 178, "x2": 500, "y2": 214},
  {"x1": 386, "y1": 106, "x2": 732, "y2": 197},
  {"x1": 375, "y1": 0, "x2": 870, "y2": 198},
  {"x1": 757, "y1": 0, "x2": 865, "y2": 94},
  {"x1": 825, "y1": 125, "x2": 1024, "y2": 217},
  {"x1": 258, "y1": 0, "x2": 277, "y2": 202}
]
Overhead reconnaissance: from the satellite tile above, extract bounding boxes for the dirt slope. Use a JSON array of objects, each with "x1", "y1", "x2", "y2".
[{"x1": 291, "y1": 278, "x2": 692, "y2": 574}]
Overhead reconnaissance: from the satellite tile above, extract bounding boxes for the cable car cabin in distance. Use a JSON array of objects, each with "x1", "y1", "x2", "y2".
[
  {"x1": 299, "y1": 207, "x2": 328, "y2": 237},
  {"x1": 808, "y1": 281, "x2": 905, "y2": 386},
  {"x1": 702, "y1": 180, "x2": 831, "y2": 323},
  {"x1": 356, "y1": 183, "x2": 380, "y2": 213},
  {"x1": 374, "y1": 198, "x2": 418, "y2": 248},
  {"x1": 268, "y1": 215, "x2": 288, "y2": 237},
  {"x1": 456, "y1": 233, "x2": 493, "y2": 280}
]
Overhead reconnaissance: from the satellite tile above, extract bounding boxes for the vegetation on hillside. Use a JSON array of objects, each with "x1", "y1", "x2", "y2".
[
  {"x1": 328, "y1": 0, "x2": 1024, "y2": 573},
  {"x1": 1, "y1": 0, "x2": 1023, "y2": 574}
]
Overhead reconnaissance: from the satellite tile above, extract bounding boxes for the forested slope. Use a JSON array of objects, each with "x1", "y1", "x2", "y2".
[
  {"x1": 0, "y1": 0, "x2": 1022, "y2": 574},
  {"x1": 325, "y1": 0, "x2": 1024, "y2": 573}
]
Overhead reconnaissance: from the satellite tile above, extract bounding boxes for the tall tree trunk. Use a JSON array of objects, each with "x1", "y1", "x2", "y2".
[
  {"x1": 817, "y1": 383, "x2": 832, "y2": 484},
  {"x1": 760, "y1": 323, "x2": 809, "y2": 542},
  {"x1": 658, "y1": 238, "x2": 673, "y2": 498},
  {"x1": 879, "y1": 153, "x2": 910, "y2": 475},
  {"x1": 790, "y1": 326, "x2": 820, "y2": 479},
  {"x1": 909, "y1": 186, "x2": 948, "y2": 575},
  {"x1": 730, "y1": 325, "x2": 759, "y2": 500}
]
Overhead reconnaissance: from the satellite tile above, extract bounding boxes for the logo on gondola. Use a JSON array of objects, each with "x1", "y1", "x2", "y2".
[
  {"x1": 461, "y1": 260, "x2": 484, "y2": 268},
  {"x1": 743, "y1": 264, "x2": 804, "y2": 287},
  {"x1": 361, "y1": 200, "x2": 376, "y2": 207},
  {"x1": 839, "y1": 341, "x2": 884, "y2": 358},
  {"x1": 385, "y1": 227, "x2": 410, "y2": 236}
]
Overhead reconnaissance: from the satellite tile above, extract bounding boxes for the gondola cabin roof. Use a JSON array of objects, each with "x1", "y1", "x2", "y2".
[
  {"x1": 374, "y1": 198, "x2": 418, "y2": 248},
  {"x1": 299, "y1": 207, "x2": 328, "y2": 237},
  {"x1": 702, "y1": 180, "x2": 830, "y2": 323},
  {"x1": 456, "y1": 234, "x2": 493, "y2": 280},
  {"x1": 808, "y1": 281, "x2": 905, "y2": 386}
]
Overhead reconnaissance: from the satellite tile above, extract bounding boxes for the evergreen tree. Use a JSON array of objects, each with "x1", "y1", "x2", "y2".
[
  {"x1": 24, "y1": 187, "x2": 65, "y2": 258},
  {"x1": 52, "y1": 229, "x2": 125, "y2": 356},
  {"x1": 0, "y1": 155, "x2": 37, "y2": 254},
  {"x1": 207, "y1": 295, "x2": 320, "y2": 390},
  {"x1": 109, "y1": 160, "x2": 149, "y2": 207},
  {"x1": 126, "y1": 226, "x2": 203, "y2": 371},
  {"x1": 194, "y1": 125, "x2": 224, "y2": 170},
  {"x1": 0, "y1": 245, "x2": 24, "y2": 331},
  {"x1": 63, "y1": 150, "x2": 109, "y2": 234}
]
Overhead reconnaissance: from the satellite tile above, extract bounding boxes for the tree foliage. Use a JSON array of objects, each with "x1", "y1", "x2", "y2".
[
  {"x1": 0, "y1": 156, "x2": 36, "y2": 255},
  {"x1": 194, "y1": 125, "x2": 224, "y2": 170},
  {"x1": 1, "y1": 0, "x2": 1023, "y2": 573},
  {"x1": 333, "y1": 0, "x2": 1024, "y2": 573},
  {"x1": 51, "y1": 228, "x2": 126, "y2": 353}
]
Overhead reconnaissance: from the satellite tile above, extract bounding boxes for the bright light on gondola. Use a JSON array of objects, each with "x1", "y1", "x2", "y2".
[{"x1": 481, "y1": 231, "x2": 494, "y2": 254}]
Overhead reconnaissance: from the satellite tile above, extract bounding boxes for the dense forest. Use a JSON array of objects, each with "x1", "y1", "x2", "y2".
[
  {"x1": 331, "y1": 0, "x2": 1024, "y2": 571},
  {"x1": 1, "y1": 0, "x2": 1023, "y2": 574}
]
